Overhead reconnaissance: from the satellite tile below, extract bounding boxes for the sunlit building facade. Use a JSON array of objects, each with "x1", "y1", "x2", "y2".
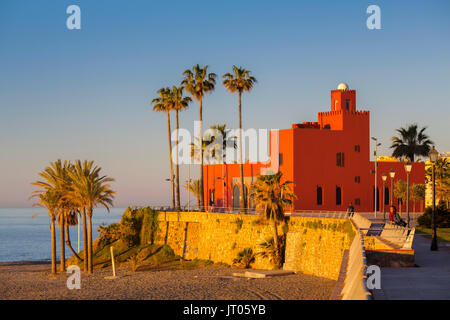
[{"x1": 203, "y1": 83, "x2": 426, "y2": 213}]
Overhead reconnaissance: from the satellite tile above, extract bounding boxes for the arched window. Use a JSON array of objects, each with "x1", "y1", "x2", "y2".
[
  {"x1": 317, "y1": 186, "x2": 323, "y2": 205},
  {"x1": 336, "y1": 186, "x2": 342, "y2": 206}
]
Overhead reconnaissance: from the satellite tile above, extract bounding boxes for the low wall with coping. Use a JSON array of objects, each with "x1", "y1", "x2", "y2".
[
  {"x1": 351, "y1": 213, "x2": 372, "y2": 235},
  {"x1": 339, "y1": 229, "x2": 371, "y2": 300}
]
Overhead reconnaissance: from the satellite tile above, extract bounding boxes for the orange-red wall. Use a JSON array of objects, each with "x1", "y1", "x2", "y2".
[{"x1": 202, "y1": 88, "x2": 426, "y2": 213}]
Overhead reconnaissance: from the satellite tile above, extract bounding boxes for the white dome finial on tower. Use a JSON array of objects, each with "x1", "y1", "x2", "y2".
[{"x1": 337, "y1": 82, "x2": 349, "y2": 91}]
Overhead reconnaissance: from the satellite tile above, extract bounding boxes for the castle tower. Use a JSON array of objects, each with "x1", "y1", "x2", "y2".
[
  {"x1": 330, "y1": 82, "x2": 356, "y2": 112},
  {"x1": 318, "y1": 82, "x2": 364, "y2": 130}
]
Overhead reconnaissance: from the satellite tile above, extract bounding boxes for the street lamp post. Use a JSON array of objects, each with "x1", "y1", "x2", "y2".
[
  {"x1": 405, "y1": 162, "x2": 412, "y2": 228},
  {"x1": 188, "y1": 166, "x2": 191, "y2": 212},
  {"x1": 382, "y1": 173, "x2": 387, "y2": 222},
  {"x1": 389, "y1": 169, "x2": 395, "y2": 207},
  {"x1": 165, "y1": 175, "x2": 175, "y2": 210},
  {"x1": 429, "y1": 146, "x2": 439, "y2": 251},
  {"x1": 371, "y1": 137, "x2": 381, "y2": 218}
]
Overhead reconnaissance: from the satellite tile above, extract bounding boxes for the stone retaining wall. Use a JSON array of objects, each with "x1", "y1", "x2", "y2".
[{"x1": 148, "y1": 212, "x2": 355, "y2": 280}]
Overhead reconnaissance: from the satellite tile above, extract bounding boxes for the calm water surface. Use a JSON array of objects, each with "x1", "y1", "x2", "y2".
[{"x1": 0, "y1": 208, "x2": 124, "y2": 262}]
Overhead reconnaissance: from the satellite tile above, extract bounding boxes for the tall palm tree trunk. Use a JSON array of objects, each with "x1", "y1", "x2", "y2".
[
  {"x1": 59, "y1": 213, "x2": 66, "y2": 272},
  {"x1": 51, "y1": 217, "x2": 57, "y2": 274},
  {"x1": 225, "y1": 163, "x2": 229, "y2": 210},
  {"x1": 87, "y1": 208, "x2": 93, "y2": 274},
  {"x1": 65, "y1": 222, "x2": 83, "y2": 262},
  {"x1": 175, "y1": 110, "x2": 181, "y2": 211},
  {"x1": 167, "y1": 112, "x2": 175, "y2": 209},
  {"x1": 272, "y1": 219, "x2": 280, "y2": 265},
  {"x1": 82, "y1": 208, "x2": 88, "y2": 272},
  {"x1": 199, "y1": 96, "x2": 205, "y2": 210},
  {"x1": 238, "y1": 91, "x2": 246, "y2": 212}
]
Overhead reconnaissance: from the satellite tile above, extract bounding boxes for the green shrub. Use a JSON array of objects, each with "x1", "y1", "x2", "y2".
[
  {"x1": 140, "y1": 207, "x2": 160, "y2": 244},
  {"x1": 120, "y1": 214, "x2": 142, "y2": 247},
  {"x1": 251, "y1": 217, "x2": 265, "y2": 226},
  {"x1": 257, "y1": 235, "x2": 286, "y2": 267},
  {"x1": 127, "y1": 254, "x2": 141, "y2": 272},
  {"x1": 233, "y1": 248, "x2": 256, "y2": 269},
  {"x1": 418, "y1": 203, "x2": 450, "y2": 228},
  {"x1": 97, "y1": 222, "x2": 121, "y2": 247},
  {"x1": 234, "y1": 217, "x2": 244, "y2": 234},
  {"x1": 342, "y1": 220, "x2": 356, "y2": 242}
]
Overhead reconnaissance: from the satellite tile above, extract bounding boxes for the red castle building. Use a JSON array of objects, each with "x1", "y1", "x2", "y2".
[{"x1": 203, "y1": 83, "x2": 425, "y2": 213}]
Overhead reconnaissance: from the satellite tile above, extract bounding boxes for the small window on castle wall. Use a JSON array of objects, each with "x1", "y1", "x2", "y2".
[
  {"x1": 336, "y1": 187, "x2": 342, "y2": 205},
  {"x1": 355, "y1": 176, "x2": 361, "y2": 183},
  {"x1": 279, "y1": 153, "x2": 283, "y2": 166},
  {"x1": 355, "y1": 145, "x2": 360, "y2": 152},
  {"x1": 345, "y1": 99, "x2": 350, "y2": 110},
  {"x1": 317, "y1": 186, "x2": 323, "y2": 205},
  {"x1": 355, "y1": 198, "x2": 361, "y2": 206},
  {"x1": 336, "y1": 152, "x2": 345, "y2": 167}
]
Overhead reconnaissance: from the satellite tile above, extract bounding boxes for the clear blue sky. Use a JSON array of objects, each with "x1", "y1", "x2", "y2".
[{"x1": 1, "y1": 0, "x2": 449, "y2": 207}]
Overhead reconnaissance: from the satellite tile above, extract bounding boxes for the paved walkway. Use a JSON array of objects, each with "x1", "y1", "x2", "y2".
[
  {"x1": 358, "y1": 212, "x2": 422, "y2": 227},
  {"x1": 371, "y1": 234, "x2": 450, "y2": 300}
]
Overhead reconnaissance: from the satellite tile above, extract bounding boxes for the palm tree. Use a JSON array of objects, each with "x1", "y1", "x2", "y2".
[
  {"x1": 411, "y1": 184, "x2": 426, "y2": 212},
  {"x1": 166, "y1": 86, "x2": 192, "y2": 211},
  {"x1": 184, "y1": 179, "x2": 202, "y2": 210},
  {"x1": 68, "y1": 160, "x2": 115, "y2": 274},
  {"x1": 204, "y1": 124, "x2": 237, "y2": 160},
  {"x1": 152, "y1": 88, "x2": 175, "y2": 209},
  {"x1": 182, "y1": 64, "x2": 217, "y2": 210},
  {"x1": 204, "y1": 124, "x2": 237, "y2": 208},
  {"x1": 59, "y1": 194, "x2": 83, "y2": 262},
  {"x1": 31, "y1": 159, "x2": 72, "y2": 272},
  {"x1": 31, "y1": 190, "x2": 59, "y2": 274},
  {"x1": 394, "y1": 180, "x2": 407, "y2": 214},
  {"x1": 391, "y1": 124, "x2": 433, "y2": 162},
  {"x1": 250, "y1": 172, "x2": 295, "y2": 266},
  {"x1": 426, "y1": 158, "x2": 450, "y2": 206},
  {"x1": 223, "y1": 66, "x2": 257, "y2": 211}
]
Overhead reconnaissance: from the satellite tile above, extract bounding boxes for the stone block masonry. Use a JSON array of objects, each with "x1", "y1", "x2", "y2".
[{"x1": 149, "y1": 212, "x2": 356, "y2": 280}]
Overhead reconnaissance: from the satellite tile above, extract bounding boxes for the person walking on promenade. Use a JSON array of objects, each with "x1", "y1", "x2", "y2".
[{"x1": 347, "y1": 202, "x2": 355, "y2": 218}]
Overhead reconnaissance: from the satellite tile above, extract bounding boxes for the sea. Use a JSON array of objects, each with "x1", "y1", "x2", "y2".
[{"x1": 0, "y1": 208, "x2": 125, "y2": 262}]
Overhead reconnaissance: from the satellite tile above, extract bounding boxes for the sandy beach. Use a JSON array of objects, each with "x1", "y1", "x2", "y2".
[{"x1": 0, "y1": 261, "x2": 336, "y2": 300}]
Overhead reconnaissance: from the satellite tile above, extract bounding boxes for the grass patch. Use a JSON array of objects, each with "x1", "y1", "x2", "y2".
[{"x1": 416, "y1": 227, "x2": 450, "y2": 243}]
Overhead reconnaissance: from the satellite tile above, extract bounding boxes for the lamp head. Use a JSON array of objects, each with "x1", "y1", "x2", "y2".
[
  {"x1": 428, "y1": 146, "x2": 439, "y2": 163},
  {"x1": 405, "y1": 162, "x2": 412, "y2": 173},
  {"x1": 382, "y1": 173, "x2": 387, "y2": 181},
  {"x1": 389, "y1": 169, "x2": 395, "y2": 178}
]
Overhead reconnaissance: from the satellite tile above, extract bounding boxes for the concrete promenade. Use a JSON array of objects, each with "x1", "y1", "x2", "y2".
[{"x1": 371, "y1": 234, "x2": 450, "y2": 300}]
